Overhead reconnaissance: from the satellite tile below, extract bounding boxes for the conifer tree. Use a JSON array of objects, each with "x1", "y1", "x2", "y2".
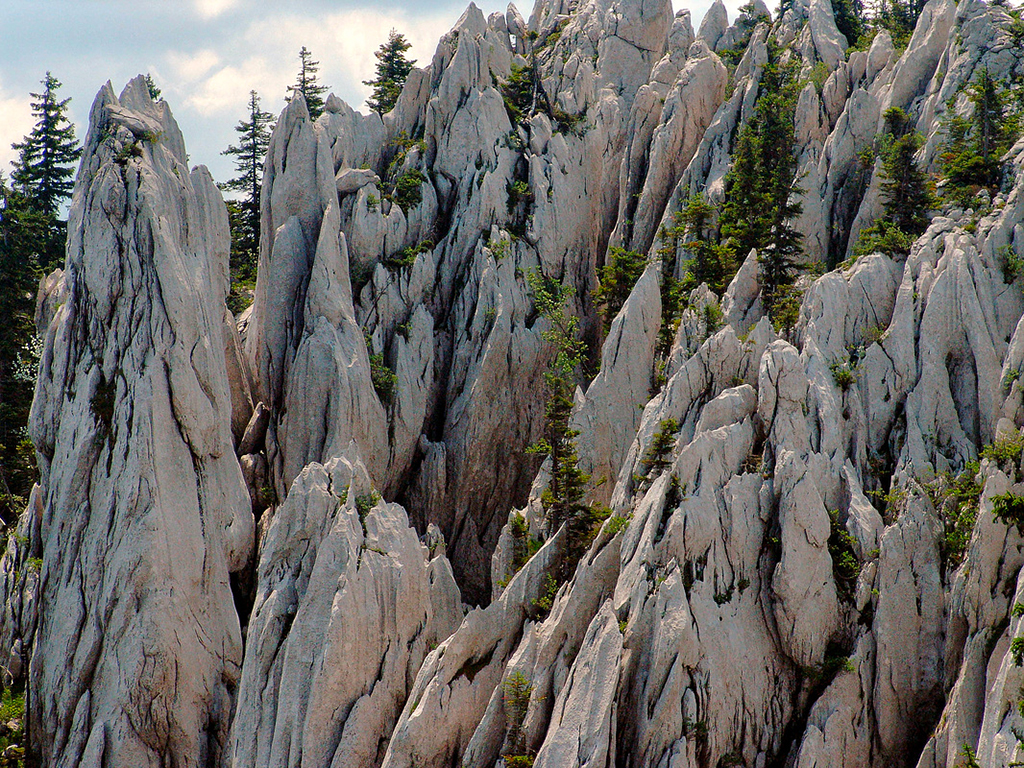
[
  {"x1": 364, "y1": 30, "x2": 416, "y2": 115},
  {"x1": 0, "y1": 175, "x2": 47, "y2": 520},
  {"x1": 593, "y1": 247, "x2": 648, "y2": 331},
  {"x1": 940, "y1": 68, "x2": 1018, "y2": 191},
  {"x1": 286, "y1": 47, "x2": 330, "y2": 120},
  {"x1": 145, "y1": 73, "x2": 162, "y2": 101},
  {"x1": 855, "y1": 107, "x2": 933, "y2": 257},
  {"x1": 679, "y1": 194, "x2": 735, "y2": 295},
  {"x1": 11, "y1": 72, "x2": 81, "y2": 219},
  {"x1": 719, "y1": 42, "x2": 803, "y2": 323},
  {"x1": 221, "y1": 90, "x2": 274, "y2": 289},
  {"x1": 880, "y1": 130, "x2": 931, "y2": 235},
  {"x1": 832, "y1": 0, "x2": 864, "y2": 47},
  {"x1": 526, "y1": 271, "x2": 599, "y2": 570}
]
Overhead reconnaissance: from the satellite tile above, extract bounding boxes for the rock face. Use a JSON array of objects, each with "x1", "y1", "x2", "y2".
[
  {"x1": 24, "y1": 77, "x2": 254, "y2": 767},
  {"x1": 6, "y1": 0, "x2": 1024, "y2": 767},
  {"x1": 230, "y1": 450, "x2": 462, "y2": 767}
]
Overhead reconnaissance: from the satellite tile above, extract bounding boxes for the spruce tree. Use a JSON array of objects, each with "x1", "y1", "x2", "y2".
[
  {"x1": 364, "y1": 30, "x2": 416, "y2": 115},
  {"x1": 719, "y1": 42, "x2": 803, "y2": 323},
  {"x1": 526, "y1": 271, "x2": 598, "y2": 571},
  {"x1": 679, "y1": 193, "x2": 735, "y2": 295},
  {"x1": 145, "y1": 73, "x2": 162, "y2": 101},
  {"x1": 221, "y1": 90, "x2": 274, "y2": 292},
  {"x1": 11, "y1": 72, "x2": 81, "y2": 219},
  {"x1": 939, "y1": 68, "x2": 1018, "y2": 192},
  {"x1": 832, "y1": 0, "x2": 864, "y2": 46},
  {"x1": 855, "y1": 107, "x2": 933, "y2": 257},
  {"x1": 0, "y1": 175, "x2": 47, "y2": 521},
  {"x1": 286, "y1": 47, "x2": 330, "y2": 120},
  {"x1": 880, "y1": 131, "x2": 931, "y2": 234}
]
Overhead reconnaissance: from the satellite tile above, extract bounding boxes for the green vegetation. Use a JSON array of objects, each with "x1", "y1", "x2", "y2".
[
  {"x1": 509, "y1": 513, "x2": 543, "y2": 574},
  {"x1": 805, "y1": 652, "x2": 856, "y2": 683},
  {"x1": 828, "y1": 509, "x2": 861, "y2": 598},
  {"x1": 980, "y1": 431, "x2": 1024, "y2": 468},
  {"x1": 719, "y1": 41, "x2": 804, "y2": 328},
  {"x1": 0, "y1": 685, "x2": 25, "y2": 764},
  {"x1": 366, "y1": 334, "x2": 398, "y2": 405},
  {"x1": 286, "y1": 46, "x2": 329, "y2": 120},
  {"x1": 832, "y1": 0, "x2": 864, "y2": 50},
  {"x1": 855, "y1": 108, "x2": 933, "y2": 258},
  {"x1": 957, "y1": 744, "x2": 981, "y2": 768},
  {"x1": 145, "y1": 73, "x2": 162, "y2": 100},
  {"x1": 1000, "y1": 244, "x2": 1024, "y2": 288},
  {"x1": 503, "y1": 670, "x2": 534, "y2": 767},
  {"x1": 531, "y1": 573, "x2": 559, "y2": 616},
  {"x1": 1, "y1": 73, "x2": 81, "y2": 522},
  {"x1": 1012, "y1": 635, "x2": 1024, "y2": 666},
  {"x1": 502, "y1": 62, "x2": 536, "y2": 126},
  {"x1": 355, "y1": 491, "x2": 381, "y2": 524},
  {"x1": 363, "y1": 30, "x2": 416, "y2": 115},
  {"x1": 593, "y1": 247, "x2": 648, "y2": 331},
  {"x1": 383, "y1": 239, "x2": 433, "y2": 272},
  {"x1": 527, "y1": 270, "x2": 604, "y2": 573},
  {"x1": 392, "y1": 168, "x2": 425, "y2": 211},
  {"x1": 717, "y1": 2, "x2": 771, "y2": 67},
  {"x1": 829, "y1": 357, "x2": 859, "y2": 392},
  {"x1": 939, "y1": 68, "x2": 1021, "y2": 206},
  {"x1": 11, "y1": 72, "x2": 82, "y2": 223},
  {"x1": 924, "y1": 461, "x2": 982, "y2": 569},
  {"x1": 500, "y1": 53, "x2": 584, "y2": 135},
  {"x1": 677, "y1": 194, "x2": 736, "y2": 295},
  {"x1": 642, "y1": 418, "x2": 680, "y2": 477},
  {"x1": 220, "y1": 90, "x2": 274, "y2": 314},
  {"x1": 993, "y1": 492, "x2": 1024, "y2": 536}
]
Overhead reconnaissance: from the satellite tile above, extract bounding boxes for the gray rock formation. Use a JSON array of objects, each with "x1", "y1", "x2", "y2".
[
  {"x1": 4, "y1": 0, "x2": 1024, "y2": 766},
  {"x1": 25, "y1": 77, "x2": 254, "y2": 767}
]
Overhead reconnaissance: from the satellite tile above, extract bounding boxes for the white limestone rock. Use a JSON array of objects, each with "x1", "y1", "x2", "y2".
[
  {"x1": 230, "y1": 452, "x2": 462, "y2": 767},
  {"x1": 26, "y1": 77, "x2": 253, "y2": 768}
]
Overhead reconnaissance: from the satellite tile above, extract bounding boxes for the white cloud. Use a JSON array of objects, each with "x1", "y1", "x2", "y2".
[
  {"x1": 181, "y1": 56, "x2": 286, "y2": 117},
  {"x1": 166, "y1": 49, "x2": 222, "y2": 83},
  {"x1": 0, "y1": 79, "x2": 34, "y2": 176},
  {"x1": 241, "y1": 8, "x2": 460, "y2": 113},
  {"x1": 193, "y1": 0, "x2": 241, "y2": 20}
]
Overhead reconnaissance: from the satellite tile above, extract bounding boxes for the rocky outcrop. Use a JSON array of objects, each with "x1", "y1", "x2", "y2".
[
  {"x1": 230, "y1": 450, "x2": 462, "y2": 767},
  {"x1": 5, "y1": 0, "x2": 1024, "y2": 766},
  {"x1": 24, "y1": 77, "x2": 254, "y2": 767}
]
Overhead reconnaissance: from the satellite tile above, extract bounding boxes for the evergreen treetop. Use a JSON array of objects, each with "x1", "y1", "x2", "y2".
[
  {"x1": 854, "y1": 107, "x2": 933, "y2": 258},
  {"x1": 940, "y1": 68, "x2": 1020, "y2": 193},
  {"x1": 718, "y1": 42, "x2": 803, "y2": 323},
  {"x1": 221, "y1": 90, "x2": 275, "y2": 309},
  {"x1": 11, "y1": 72, "x2": 81, "y2": 217},
  {"x1": 364, "y1": 30, "x2": 416, "y2": 115},
  {"x1": 145, "y1": 73, "x2": 162, "y2": 101},
  {"x1": 286, "y1": 47, "x2": 330, "y2": 120}
]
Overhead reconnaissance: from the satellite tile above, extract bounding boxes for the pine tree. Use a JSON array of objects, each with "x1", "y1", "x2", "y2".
[
  {"x1": 593, "y1": 247, "x2": 648, "y2": 331},
  {"x1": 11, "y1": 72, "x2": 81, "y2": 219},
  {"x1": 0, "y1": 175, "x2": 47, "y2": 521},
  {"x1": 719, "y1": 42, "x2": 803, "y2": 323},
  {"x1": 832, "y1": 0, "x2": 864, "y2": 47},
  {"x1": 221, "y1": 90, "x2": 274, "y2": 293},
  {"x1": 679, "y1": 194, "x2": 735, "y2": 295},
  {"x1": 855, "y1": 107, "x2": 933, "y2": 257},
  {"x1": 364, "y1": 30, "x2": 416, "y2": 115},
  {"x1": 145, "y1": 73, "x2": 162, "y2": 101},
  {"x1": 880, "y1": 131, "x2": 931, "y2": 234},
  {"x1": 525, "y1": 271, "x2": 598, "y2": 570},
  {"x1": 286, "y1": 47, "x2": 330, "y2": 120}
]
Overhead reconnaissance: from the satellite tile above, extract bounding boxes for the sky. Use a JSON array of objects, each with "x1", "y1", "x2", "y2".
[{"x1": 0, "y1": 0, "x2": 740, "y2": 188}]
